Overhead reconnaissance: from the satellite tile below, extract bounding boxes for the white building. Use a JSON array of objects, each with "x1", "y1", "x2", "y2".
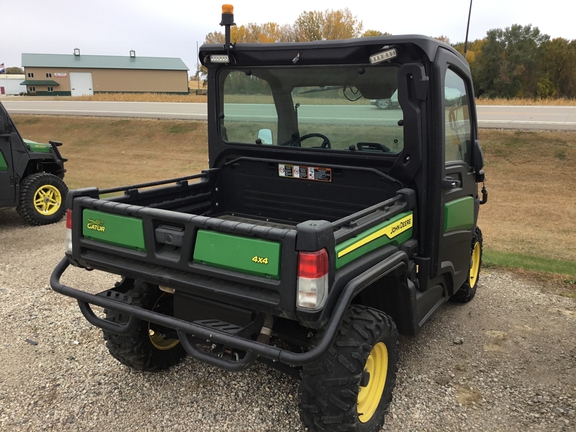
[{"x1": 0, "y1": 74, "x2": 26, "y2": 96}]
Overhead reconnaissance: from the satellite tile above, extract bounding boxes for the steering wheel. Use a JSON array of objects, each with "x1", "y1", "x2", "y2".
[{"x1": 293, "y1": 133, "x2": 331, "y2": 149}]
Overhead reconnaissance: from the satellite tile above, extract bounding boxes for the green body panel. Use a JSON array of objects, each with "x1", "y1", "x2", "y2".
[
  {"x1": 23, "y1": 139, "x2": 51, "y2": 153},
  {"x1": 444, "y1": 196, "x2": 475, "y2": 232},
  {"x1": 82, "y1": 209, "x2": 146, "y2": 251},
  {"x1": 0, "y1": 151, "x2": 7, "y2": 171},
  {"x1": 335, "y1": 211, "x2": 414, "y2": 269},
  {"x1": 194, "y1": 230, "x2": 281, "y2": 279}
]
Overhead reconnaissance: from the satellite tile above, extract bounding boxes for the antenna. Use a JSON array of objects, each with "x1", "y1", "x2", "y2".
[{"x1": 464, "y1": 0, "x2": 473, "y2": 56}]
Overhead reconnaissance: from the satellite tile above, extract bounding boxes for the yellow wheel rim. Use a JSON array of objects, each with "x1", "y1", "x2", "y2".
[
  {"x1": 358, "y1": 342, "x2": 388, "y2": 423},
  {"x1": 148, "y1": 293, "x2": 180, "y2": 350},
  {"x1": 33, "y1": 184, "x2": 62, "y2": 216},
  {"x1": 469, "y1": 241, "x2": 481, "y2": 288}
]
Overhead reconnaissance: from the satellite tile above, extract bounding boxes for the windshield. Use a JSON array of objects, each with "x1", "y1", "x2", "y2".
[{"x1": 219, "y1": 65, "x2": 403, "y2": 153}]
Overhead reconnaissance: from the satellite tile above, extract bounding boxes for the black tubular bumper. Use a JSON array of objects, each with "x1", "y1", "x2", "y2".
[{"x1": 51, "y1": 252, "x2": 408, "y2": 371}]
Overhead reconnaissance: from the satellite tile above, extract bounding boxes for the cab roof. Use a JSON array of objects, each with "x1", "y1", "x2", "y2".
[{"x1": 199, "y1": 35, "x2": 465, "y2": 67}]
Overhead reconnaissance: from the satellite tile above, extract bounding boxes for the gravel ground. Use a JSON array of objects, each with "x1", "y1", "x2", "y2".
[{"x1": 1, "y1": 208, "x2": 575, "y2": 431}]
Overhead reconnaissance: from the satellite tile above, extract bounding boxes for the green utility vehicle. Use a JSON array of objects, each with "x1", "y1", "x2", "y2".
[
  {"x1": 0, "y1": 102, "x2": 68, "y2": 225},
  {"x1": 51, "y1": 7, "x2": 487, "y2": 431}
]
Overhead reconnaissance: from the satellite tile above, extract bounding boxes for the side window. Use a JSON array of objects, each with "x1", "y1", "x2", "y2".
[
  {"x1": 222, "y1": 71, "x2": 276, "y2": 144},
  {"x1": 444, "y1": 68, "x2": 472, "y2": 165}
]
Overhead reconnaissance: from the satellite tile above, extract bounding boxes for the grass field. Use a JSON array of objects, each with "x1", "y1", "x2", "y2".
[{"x1": 12, "y1": 115, "x2": 576, "y2": 281}]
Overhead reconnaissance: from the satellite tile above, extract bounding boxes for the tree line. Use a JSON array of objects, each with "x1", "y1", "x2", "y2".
[{"x1": 204, "y1": 9, "x2": 576, "y2": 100}]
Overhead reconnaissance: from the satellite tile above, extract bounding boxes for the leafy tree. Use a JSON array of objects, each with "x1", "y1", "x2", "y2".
[
  {"x1": 294, "y1": 11, "x2": 324, "y2": 41},
  {"x1": 474, "y1": 24, "x2": 549, "y2": 98},
  {"x1": 205, "y1": 8, "x2": 363, "y2": 44},
  {"x1": 205, "y1": 22, "x2": 295, "y2": 44},
  {"x1": 5, "y1": 67, "x2": 23, "y2": 74},
  {"x1": 435, "y1": 35, "x2": 451, "y2": 44},
  {"x1": 362, "y1": 30, "x2": 391, "y2": 37},
  {"x1": 204, "y1": 31, "x2": 225, "y2": 44},
  {"x1": 294, "y1": 8, "x2": 363, "y2": 41},
  {"x1": 540, "y1": 38, "x2": 576, "y2": 98},
  {"x1": 321, "y1": 9, "x2": 363, "y2": 40}
]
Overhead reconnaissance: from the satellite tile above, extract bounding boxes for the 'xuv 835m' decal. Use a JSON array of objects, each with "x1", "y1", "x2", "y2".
[{"x1": 335, "y1": 212, "x2": 413, "y2": 268}]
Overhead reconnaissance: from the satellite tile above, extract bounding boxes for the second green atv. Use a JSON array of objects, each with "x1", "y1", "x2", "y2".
[{"x1": 0, "y1": 102, "x2": 68, "y2": 226}]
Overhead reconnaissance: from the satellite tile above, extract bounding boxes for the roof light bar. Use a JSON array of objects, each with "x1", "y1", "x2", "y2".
[
  {"x1": 369, "y1": 48, "x2": 398, "y2": 64},
  {"x1": 210, "y1": 54, "x2": 230, "y2": 64}
]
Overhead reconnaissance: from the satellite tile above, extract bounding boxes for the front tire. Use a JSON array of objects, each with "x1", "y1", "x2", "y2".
[
  {"x1": 103, "y1": 281, "x2": 186, "y2": 371},
  {"x1": 451, "y1": 227, "x2": 483, "y2": 303},
  {"x1": 299, "y1": 306, "x2": 399, "y2": 431},
  {"x1": 16, "y1": 172, "x2": 68, "y2": 226}
]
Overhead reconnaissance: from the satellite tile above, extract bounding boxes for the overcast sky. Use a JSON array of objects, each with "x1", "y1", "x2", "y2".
[{"x1": 3, "y1": 0, "x2": 575, "y2": 74}]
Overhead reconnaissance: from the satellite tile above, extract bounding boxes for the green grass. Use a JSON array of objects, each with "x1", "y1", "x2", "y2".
[{"x1": 483, "y1": 249, "x2": 576, "y2": 278}]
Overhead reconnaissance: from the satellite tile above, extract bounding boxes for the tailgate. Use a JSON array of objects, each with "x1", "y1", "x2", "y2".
[{"x1": 68, "y1": 193, "x2": 299, "y2": 318}]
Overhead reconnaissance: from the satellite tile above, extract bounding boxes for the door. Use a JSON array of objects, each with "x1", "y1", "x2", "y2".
[
  {"x1": 437, "y1": 60, "x2": 480, "y2": 291},
  {"x1": 0, "y1": 107, "x2": 15, "y2": 206},
  {"x1": 70, "y1": 72, "x2": 93, "y2": 96}
]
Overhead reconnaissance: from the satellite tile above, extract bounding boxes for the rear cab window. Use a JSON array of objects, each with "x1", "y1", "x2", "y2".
[{"x1": 220, "y1": 65, "x2": 403, "y2": 154}]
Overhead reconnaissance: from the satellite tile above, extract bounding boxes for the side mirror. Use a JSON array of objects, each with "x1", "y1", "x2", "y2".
[{"x1": 257, "y1": 129, "x2": 274, "y2": 145}]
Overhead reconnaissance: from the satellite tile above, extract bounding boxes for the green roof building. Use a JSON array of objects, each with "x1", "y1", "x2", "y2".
[{"x1": 21, "y1": 50, "x2": 189, "y2": 96}]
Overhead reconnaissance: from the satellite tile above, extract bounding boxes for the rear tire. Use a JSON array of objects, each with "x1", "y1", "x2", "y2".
[
  {"x1": 299, "y1": 305, "x2": 399, "y2": 431},
  {"x1": 451, "y1": 227, "x2": 483, "y2": 303},
  {"x1": 103, "y1": 281, "x2": 186, "y2": 371},
  {"x1": 16, "y1": 173, "x2": 67, "y2": 226}
]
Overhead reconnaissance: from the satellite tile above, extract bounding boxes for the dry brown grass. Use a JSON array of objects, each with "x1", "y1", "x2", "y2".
[
  {"x1": 477, "y1": 129, "x2": 576, "y2": 262},
  {"x1": 70, "y1": 93, "x2": 207, "y2": 103},
  {"x1": 11, "y1": 115, "x2": 576, "y2": 263},
  {"x1": 476, "y1": 98, "x2": 576, "y2": 106},
  {"x1": 13, "y1": 116, "x2": 208, "y2": 189}
]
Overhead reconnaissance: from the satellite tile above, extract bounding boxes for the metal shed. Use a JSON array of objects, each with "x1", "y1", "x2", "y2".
[
  {"x1": 0, "y1": 74, "x2": 26, "y2": 96},
  {"x1": 21, "y1": 51, "x2": 189, "y2": 96}
]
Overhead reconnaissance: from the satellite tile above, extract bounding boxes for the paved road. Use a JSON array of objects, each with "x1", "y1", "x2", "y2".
[
  {"x1": 477, "y1": 105, "x2": 576, "y2": 130},
  {"x1": 1, "y1": 100, "x2": 208, "y2": 121},
  {"x1": 2, "y1": 99, "x2": 576, "y2": 130}
]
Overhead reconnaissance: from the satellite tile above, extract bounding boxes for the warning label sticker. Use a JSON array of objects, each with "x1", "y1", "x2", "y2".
[{"x1": 278, "y1": 164, "x2": 332, "y2": 182}]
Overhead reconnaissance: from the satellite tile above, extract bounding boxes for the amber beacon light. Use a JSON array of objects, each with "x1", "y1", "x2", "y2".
[{"x1": 220, "y1": 4, "x2": 236, "y2": 49}]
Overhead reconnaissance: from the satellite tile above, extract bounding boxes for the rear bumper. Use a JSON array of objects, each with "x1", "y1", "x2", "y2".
[{"x1": 51, "y1": 251, "x2": 408, "y2": 371}]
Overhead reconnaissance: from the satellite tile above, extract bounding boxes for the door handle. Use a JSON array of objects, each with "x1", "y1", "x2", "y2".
[{"x1": 442, "y1": 177, "x2": 461, "y2": 189}]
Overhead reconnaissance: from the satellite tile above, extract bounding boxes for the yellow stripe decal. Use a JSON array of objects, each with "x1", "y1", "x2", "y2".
[{"x1": 337, "y1": 214, "x2": 413, "y2": 259}]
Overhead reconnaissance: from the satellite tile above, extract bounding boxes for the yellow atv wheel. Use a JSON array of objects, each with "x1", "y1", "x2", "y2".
[
  {"x1": 358, "y1": 342, "x2": 389, "y2": 423},
  {"x1": 299, "y1": 306, "x2": 399, "y2": 431},
  {"x1": 16, "y1": 172, "x2": 67, "y2": 225},
  {"x1": 33, "y1": 184, "x2": 62, "y2": 216}
]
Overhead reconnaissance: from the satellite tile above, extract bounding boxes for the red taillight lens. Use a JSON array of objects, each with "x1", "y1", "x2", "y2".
[
  {"x1": 65, "y1": 210, "x2": 73, "y2": 254},
  {"x1": 298, "y1": 249, "x2": 328, "y2": 279},
  {"x1": 66, "y1": 209, "x2": 72, "y2": 229}
]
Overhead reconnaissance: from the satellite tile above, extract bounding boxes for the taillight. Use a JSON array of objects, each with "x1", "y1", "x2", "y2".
[
  {"x1": 297, "y1": 249, "x2": 329, "y2": 311},
  {"x1": 65, "y1": 209, "x2": 73, "y2": 254}
]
